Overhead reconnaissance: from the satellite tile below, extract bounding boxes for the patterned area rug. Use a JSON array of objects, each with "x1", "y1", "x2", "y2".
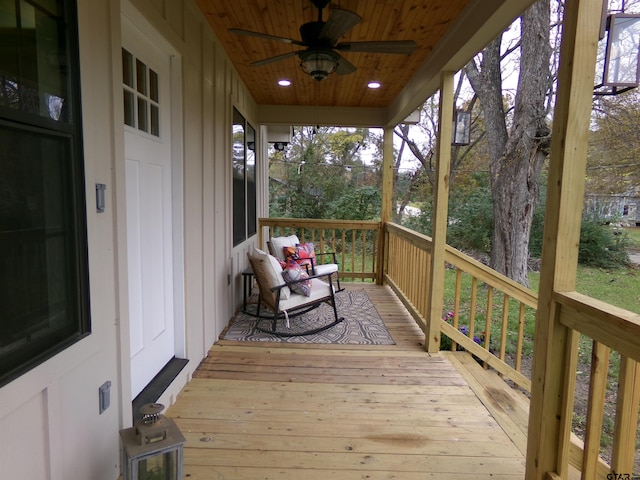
[{"x1": 222, "y1": 289, "x2": 395, "y2": 344}]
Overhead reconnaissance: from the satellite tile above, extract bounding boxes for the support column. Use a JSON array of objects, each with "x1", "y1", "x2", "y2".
[
  {"x1": 377, "y1": 126, "x2": 395, "y2": 285},
  {"x1": 525, "y1": 0, "x2": 601, "y2": 477},
  {"x1": 425, "y1": 71, "x2": 454, "y2": 353}
]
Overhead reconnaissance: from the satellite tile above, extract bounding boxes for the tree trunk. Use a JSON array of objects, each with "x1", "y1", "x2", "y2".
[{"x1": 466, "y1": 0, "x2": 551, "y2": 286}]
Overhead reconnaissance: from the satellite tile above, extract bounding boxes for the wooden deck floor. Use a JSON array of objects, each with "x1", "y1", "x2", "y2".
[{"x1": 168, "y1": 283, "x2": 529, "y2": 479}]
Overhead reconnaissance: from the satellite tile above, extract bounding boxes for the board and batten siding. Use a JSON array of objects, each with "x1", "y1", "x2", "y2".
[{"x1": 0, "y1": 0, "x2": 260, "y2": 478}]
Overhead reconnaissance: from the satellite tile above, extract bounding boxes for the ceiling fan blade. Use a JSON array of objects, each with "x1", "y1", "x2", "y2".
[
  {"x1": 335, "y1": 54, "x2": 357, "y2": 75},
  {"x1": 319, "y1": 8, "x2": 361, "y2": 45},
  {"x1": 229, "y1": 28, "x2": 306, "y2": 47},
  {"x1": 336, "y1": 40, "x2": 417, "y2": 55},
  {"x1": 251, "y1": 51, "x2": 302, "y2": 67}
]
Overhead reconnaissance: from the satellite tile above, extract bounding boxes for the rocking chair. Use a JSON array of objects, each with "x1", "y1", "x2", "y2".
[
  {"x1": 247, "y1": 248, "x2": 344, "y2": 336},
  {"x1": 268, "y1": 234, "x2": 343, "y2": 291}
]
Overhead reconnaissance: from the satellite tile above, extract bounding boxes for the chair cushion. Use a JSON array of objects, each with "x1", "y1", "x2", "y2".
[
  {"x1": 251, "y1": 247, "x2": 290, "y2": 299},
  {"x1": 314, "y1": 263, "x2": 338, "y2": 276},
  {"x1": 270, "y1": 235, "x2": 299, "y2": 262},
  {"x1": 282, "y1": 259, "x2": 312, "y2": 297},
  {"x1": 279, "y1": 278, "x2": 332, "y2": 312}
]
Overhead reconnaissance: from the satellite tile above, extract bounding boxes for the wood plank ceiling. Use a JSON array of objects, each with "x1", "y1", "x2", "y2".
[{"x1": 195, "y1": 0, "x2": 471, "y2": 109}]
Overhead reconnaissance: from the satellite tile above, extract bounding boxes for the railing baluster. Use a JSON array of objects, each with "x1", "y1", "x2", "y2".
[
  {"x1": 611, "y1": 356, "x2": 640, "y2": 474},
  {"x1": 452, "y1": 269, "x2": 462, "y2": 351},
  {"x1": 582, "y1": 341, "x2": 611, "y2": 480},
  {"x1": 515, "y1": 303, "x2": 526, "y2": 373},
  {"x1": 499, "y1": 294, "x2": 510, "y2": 364},
  {"x1": 469, "y1": 277, "x2": 478, "y2": 342}
]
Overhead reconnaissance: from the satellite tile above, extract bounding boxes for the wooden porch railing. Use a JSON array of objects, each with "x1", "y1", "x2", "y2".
[
  {"x1": 384, "y1": 222, "x2": 535, "y2": 392},
  {"x1": 258, "y1": 217, "x2": 381, "y2": 282},
  {"x1": 383, "y1": 221, "x2": 640, "y2": 479},
  {"x1": 258, "y1": 218, "x2": 640, "y2": 477}
]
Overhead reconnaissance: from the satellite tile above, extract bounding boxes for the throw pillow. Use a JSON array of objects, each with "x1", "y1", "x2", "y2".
[
  {"x1": 282, "y1": 258, "x2": 312, "y2": 297},
  {"x1": 282, "y1": 242, "x2": 316, "y2": 269}
]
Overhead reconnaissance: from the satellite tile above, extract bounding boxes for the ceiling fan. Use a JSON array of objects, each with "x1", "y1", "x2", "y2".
[{"x1": 229, "y1": 0, "x2": 417, "y2": 81}]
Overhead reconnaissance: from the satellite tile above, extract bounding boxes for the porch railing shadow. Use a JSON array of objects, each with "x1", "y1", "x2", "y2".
[{"x1": 258, "y1": 217, "x2": 640, "y2": 478}]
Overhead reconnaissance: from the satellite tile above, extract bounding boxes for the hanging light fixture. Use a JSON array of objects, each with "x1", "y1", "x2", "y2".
[
  {"x1": 452, "y1": 110, "x2": 471, "y2": 146},
  {"x1": 595, "y1": 3, "x2": 640, "y2": 95},
  {"x1": 299, "y1": 49, "x2": 339, "y2": 81}
]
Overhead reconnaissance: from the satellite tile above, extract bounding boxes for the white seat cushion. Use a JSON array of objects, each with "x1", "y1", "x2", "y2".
[
  {"x1": 270, "y1": 235, "x2": 300, "y2": 262},
  {"x1": 278, "y1": 278, "x2": 332, "y2": 312},
  {"x1": 313, "y1": 263, "x2": 338, "y2": 276}
]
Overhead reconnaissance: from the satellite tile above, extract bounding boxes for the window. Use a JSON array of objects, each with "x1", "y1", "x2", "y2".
[
  {"x1": 232, "y1": 108, "x2": 256, "y2": 245},
  {"x1": 0, "y1": 0, "x2": 90, "y2": 386},
  {"x1": 122, "y1": 48, "x2": 160, "y2": 136}
]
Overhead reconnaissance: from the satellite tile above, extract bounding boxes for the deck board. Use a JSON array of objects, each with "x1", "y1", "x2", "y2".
[{"x1": 168, "y1": 283, "x2": 527, "y2": 479}]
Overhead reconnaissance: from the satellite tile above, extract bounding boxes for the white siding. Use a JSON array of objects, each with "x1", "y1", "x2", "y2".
[{"x1": 0, "y1": 0, "x2": 261, "y2": 478}]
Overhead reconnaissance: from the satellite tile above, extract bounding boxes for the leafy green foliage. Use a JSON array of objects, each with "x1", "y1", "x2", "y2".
[
  {"x1": 328, "y1": 186, "x2": 381, "y2": 220},
  {"x1": 446, "y1": 180, "x2": 493, "y2": 252},
  {"x1": 269, "y1": 126, "x2": 381, "y2": 221},
  {"x1": 578, "y1": 218, "x2": 629, "y2": 268}
]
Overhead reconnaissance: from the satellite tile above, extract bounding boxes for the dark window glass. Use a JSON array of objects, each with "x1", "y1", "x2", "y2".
[
  {"x1": 137, "y1": 96, "x2": 148, "y2": 132},
  {"x1": 232, "y1": 108, "x2": 245, "y2": 246},
  {"x1": 136, "y1": 59, "x2": 147, "y2": 95},
  {"x1": 123, "y1": 90, "x2": 135, "y2": 127},
  {"x1": 149, "y1": 69, "x2": 158, "y2": 102},
  {"x1": 122, "y1": 48, "x2": 133, "y2": 87},
  {"x1": 0, "y1": 0, "x2": 90, "y2": 387},
  {"x1": 246, "y1": 123, "x2": 256, "y2": 237},
  {"x1": 0, "y1": 0, "x2": 73, "y2": 124}
]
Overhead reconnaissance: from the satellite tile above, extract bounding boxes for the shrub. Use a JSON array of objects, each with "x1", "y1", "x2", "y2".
[{"x1": 579, "y1": 218, "x2": 629, "y2": 268}]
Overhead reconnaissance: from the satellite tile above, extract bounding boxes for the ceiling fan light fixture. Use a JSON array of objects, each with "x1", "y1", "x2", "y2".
[{"x1": 299, "y1": 50, "x2": 339, "y2": 81}]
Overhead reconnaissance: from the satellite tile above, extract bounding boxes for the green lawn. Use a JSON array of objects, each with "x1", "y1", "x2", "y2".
[
  {"x1": 441, "y1": 261, "x2": 639, "y2": 357},
  {"x1": 624, "y1": 226, "x2": 640, "y2": 249}
]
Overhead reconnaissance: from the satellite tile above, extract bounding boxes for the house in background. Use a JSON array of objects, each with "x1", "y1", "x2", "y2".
[
  {"x1": 1, "y1": 0, "x2": 635, "y2": 479},
  {"x1": 585, "y1": 188, "x2": 640, "y2": 226}
]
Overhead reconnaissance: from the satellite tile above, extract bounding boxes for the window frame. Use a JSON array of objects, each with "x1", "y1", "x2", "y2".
[
  {"x1": 0, "y1": 0, "x2": 90, "y2": 387},
  {"x1": 232, "y1": 107, "x2": 257, "y2": 246}
]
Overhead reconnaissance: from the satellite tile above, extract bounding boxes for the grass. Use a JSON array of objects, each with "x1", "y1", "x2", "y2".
[
  {"x1": 624, "y1": 226, "x2": 640, "y2": 249},
  {"x1": 441, "y1": 261, "x2": 639, "y2": 359},
  {"x1": 575, "y1": 264, "x2": 640, "y2": 313}
]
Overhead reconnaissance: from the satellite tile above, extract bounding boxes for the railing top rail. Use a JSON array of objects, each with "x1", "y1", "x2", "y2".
[
  {"x1": 385, "y1": 221, "x2": 537, "y2": 308},
  {"x1": 444, "y1": 245, "x2": 538, "y2": 308},
  {"x1": 260, "y1": 217, "x2": 381, "y2": 230},
  {"x1": 556, "y1": 291, "x2": 640, "y2": 363}
]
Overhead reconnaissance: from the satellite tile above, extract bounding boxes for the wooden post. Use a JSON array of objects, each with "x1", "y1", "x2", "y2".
[
  {"x1": 525, "y1": 0, "x2": 601, "y2": 478},
  {"x1": 425, "y1": 71, "x2": 454, "y2": 353},
  {"x1": 378, "y1": 126, "x2": 395, "y2": 285}
]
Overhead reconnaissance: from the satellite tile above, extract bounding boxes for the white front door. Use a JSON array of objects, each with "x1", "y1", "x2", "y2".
[{"x1": 123, "y1": 17, "x2": 175, "y2": 398}]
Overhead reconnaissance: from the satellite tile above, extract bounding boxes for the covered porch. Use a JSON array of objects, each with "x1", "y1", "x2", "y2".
[
  {"x1": 169, "y1": 283, "x2": 530, "y2": 479},
  {"x1": 167, "y1": 214, "x2": 639, "y2": 478}
]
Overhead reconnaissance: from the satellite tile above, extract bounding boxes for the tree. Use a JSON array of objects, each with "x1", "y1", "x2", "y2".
[
  {"x1": 268, "y1": 126, "x2": 381, "y2": 220},
  {"x1": 465, "y1": 0, "x2": 552, "y2": 287},
  {"x1": 588, "y1": 91, "x2": 640, "y2": 194},
  {"x1": 392, "y1": 80, "x2": 485, "y2": 222}
]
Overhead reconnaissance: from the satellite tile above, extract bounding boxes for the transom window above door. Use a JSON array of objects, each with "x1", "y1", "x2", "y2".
[{"x1": 122, "y1": 48, "x2": 160, "y2": 137}]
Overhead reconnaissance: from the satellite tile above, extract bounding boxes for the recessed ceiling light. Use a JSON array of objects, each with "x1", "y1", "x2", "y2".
[
  {"x1": 368, "y1": 81, "x2": 381, "y2": 89},
  {"x1": 278, "y1": 79, "x2": 292, "y2": 86}
]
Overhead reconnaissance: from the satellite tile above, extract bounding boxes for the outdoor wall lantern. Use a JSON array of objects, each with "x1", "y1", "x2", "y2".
[
  {"x1": 452, "y1": 110, "x2": 471, "y2": 146},
  {"x1": 119, "y1": 403, "x2": 185, "y2": 480},
  {"x1": 595, "y1": 10, "x2": 640, "y2": 95}
]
